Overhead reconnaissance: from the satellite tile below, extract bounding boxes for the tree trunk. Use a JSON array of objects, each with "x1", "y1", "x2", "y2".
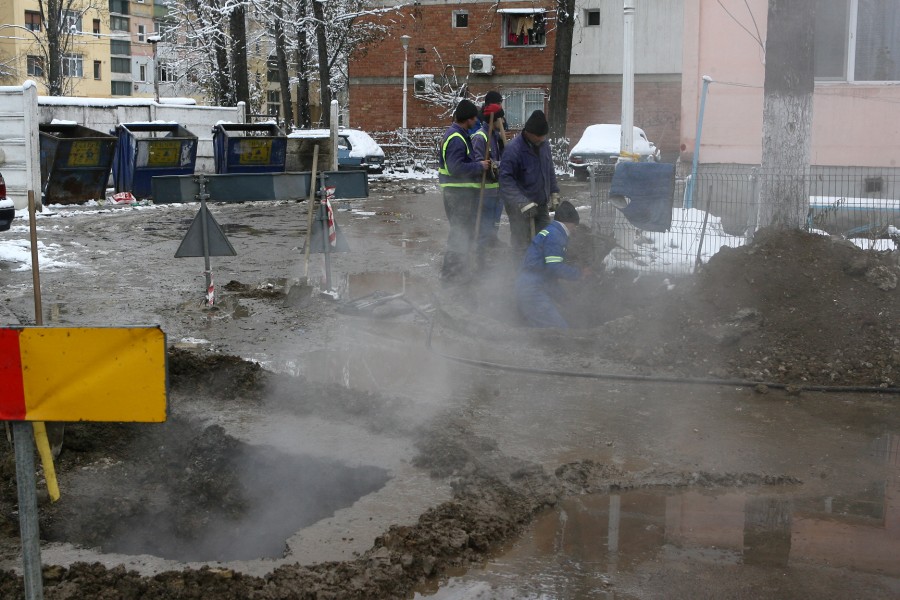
[
  {"x1": 311, "y1": 0, "x2": 331, "y2": 127},
  {"x1": 229, "y1": 4, "x2": 251, "y2": 119},
  {"x1": 44, "y1": 0, "x2": 62, "y2": 95},
  {"x1": 758, "y1": 0, "x2": 815, "y2": 230},
  {"x1": 273, "y1": 0, "x2": 292, "y2": 129},
  {"x1": 295, "y1": 0, "x2": 311, "y2": 128},
  {"x1": 548, "y1": 0, "x2": 576, "y2": 139}
]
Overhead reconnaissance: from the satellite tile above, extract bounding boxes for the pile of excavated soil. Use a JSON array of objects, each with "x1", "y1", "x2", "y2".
[{"x1": 568, "y1": 228, "x2": 900, "y2": 388}]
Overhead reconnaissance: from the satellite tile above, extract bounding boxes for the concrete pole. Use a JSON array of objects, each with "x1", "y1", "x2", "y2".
[
  {"x1": 330, "y1": 99, "x2": 339, "y2": 171},
  {"x1": 400, "y1": 35, "x2": 411, "y2": 132},
  {"x1": 148, "y1": 35, "x2": 161, "y2": 104},
  {"x1": 621, "y1": 0, "x2": 635, "y2": 157}
]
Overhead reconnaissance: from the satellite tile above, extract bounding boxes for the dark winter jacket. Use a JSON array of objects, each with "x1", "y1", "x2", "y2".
[
  {"x1": 499, "y1": 133, "x2": 559, "y2": 208},
  {"x1": 471, "y1": 122, "x2": 504, "y2": 190},
  {"x1": 438, "y1": 123, "x2": 483, "y2": 188},
  {"x1": 518, "y1": 220, "x2": 581, "y2": 284}
]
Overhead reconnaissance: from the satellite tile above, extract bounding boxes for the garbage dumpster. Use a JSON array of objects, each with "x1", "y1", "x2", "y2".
[
  {"x1": 112, "y1": 123, "x2": 198, "y2": 199},
  {"x1": 212, "y1": 123, "x2": 286, "y2": 174},
  {"x1": 39, "y1": 124, "x2": 117, "y2": 205}
]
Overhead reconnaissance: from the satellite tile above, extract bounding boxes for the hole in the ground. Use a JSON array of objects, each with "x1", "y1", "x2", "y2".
[{"x1": 42, "y1": 423, "x2": 389, "y2": 562}]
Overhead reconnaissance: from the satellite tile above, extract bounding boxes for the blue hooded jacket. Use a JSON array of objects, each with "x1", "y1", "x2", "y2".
[{"x1": 499, "y1": 133, "x2": 559, "y2": 208}]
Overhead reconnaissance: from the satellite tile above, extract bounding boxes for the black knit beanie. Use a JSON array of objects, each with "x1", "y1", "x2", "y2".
[
  {"x1": 523, "y1": 110, "x2": 549, "y2": 136},
  {"x1": 554, "y1": 200, "x2": 579, "y2": 225},
  {"x1": 454, "y1": 100, "x2": 478, "y2": 122},
  {"x1": 484, "y1": 91, "x2": 503, "y2": 105}
]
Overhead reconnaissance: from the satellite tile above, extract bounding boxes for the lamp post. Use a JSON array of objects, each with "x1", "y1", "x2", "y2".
[
  {"x1": 400, "y1": 34, "x2": 411, "y2": 132},
  {"x1": 148, "y1": 35, "x2": 161, "y2": 103}
]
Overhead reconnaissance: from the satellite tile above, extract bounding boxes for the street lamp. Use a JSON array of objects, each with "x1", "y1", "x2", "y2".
[
  {"x1": 400, "y1": 34, "x2": 411, "y2": 131},
  {"x1": 148, "y1": 34, "x2": 161, "y2": 103}
]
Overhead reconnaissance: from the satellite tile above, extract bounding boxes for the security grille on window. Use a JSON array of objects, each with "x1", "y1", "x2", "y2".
[
  {"x1": 62, "y1": 55, "x2": 84, "y2": 78},
  {"x1": 585, "y1": 10, "x2": 601, "y2": 27},
  {"x1": 25, "y1": 11, "x2": 41, "y2": 32},
  {"x1": 500, "y1": 10, "x2": 546, "y2": 48},
  {"x1": 815, "y1": 0, "x2": 900, "y2": 82},
  {"x1": 453, "y1": 11, "x2": 468, "y2": 28},
  {"x1": 111, "y1": 81, "x2": 132, "y2": 96},
  {"x1": 26, "y1": 56, "x2": 44, "y2": 77},
  {"x1": 503, "y1": 89, "x2": 545, "y2": 128},
  {"x1": 111, "y1": 57, "x2": 130, "y2": 73},
  {"x1": 111, "y1": 40, "x2": 131, "y2": 55}
]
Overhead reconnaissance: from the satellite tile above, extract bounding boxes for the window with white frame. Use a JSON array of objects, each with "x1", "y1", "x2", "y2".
[
  {"x1": 111, "y1": 80, "x2": 132, "y2": 95},
  {"x1": 25, "y1": 11, "x2": 41, "y2": 32},
  {"x1": 503, "y1": 89, "x2": 545, "y2": 129},
  {"x1": 815, "y1": 0, "x2": 900, "y2": 82},
  {"x1": 138, "y1": 24, "x2": 145, "y2": 42},
  {"x1": 453, "y1": 10, "x2": 468, "y2": 28},
  {"x1": 500, "y1": 9, "x2": 546, "y2": 48},
  {"x1": 62, "y1": 11, "x2": 82, "y2": 33},
  {"x1": 110, "y1": 15, "x2": 129, "y2": 31},
  {"x1": 62, "y1": 54, "x2": 83, "y2": 78},
  {"x1": 585, "y1": 10, "x2": 601, "y2": 27},
  {"x1": 158, "y1": 62, "x2": 175, "y2": 82},
  {"x1": 267, "y1": 90, "x2": 280, "y2": 116},
  {"x1": 111, "y1": 57, "x2": 130, "y2": 73},
  {"x1": 139, "y1": 64, "x2": 146, "y2": 81}
]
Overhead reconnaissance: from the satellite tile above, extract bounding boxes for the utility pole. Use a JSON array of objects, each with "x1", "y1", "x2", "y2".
[
  {"x1": 400, "y1": 35, "x2": 411, "y2": 132},
  {"x1": 621, "y1": 0, "x2": 635, "y2": 157},
  {"x1": 148, "y1": 35, "x2": 161, "y2": 103}
]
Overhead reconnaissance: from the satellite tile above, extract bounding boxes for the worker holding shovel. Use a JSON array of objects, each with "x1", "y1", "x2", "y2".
[
  {"x1": 471, "y1": 101, "x2": 506, "y2": 262},
  {"x1": 499, "y1": 110, "x2": 560, "y2": 255}
]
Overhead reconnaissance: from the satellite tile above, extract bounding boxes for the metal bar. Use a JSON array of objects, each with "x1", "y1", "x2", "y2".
[
  {"x1": 12, "y1": 422, "x2": 44, "y2": 600},
  {"x1": 686, "y1": 76, "x2": 712, "y2": 209}
]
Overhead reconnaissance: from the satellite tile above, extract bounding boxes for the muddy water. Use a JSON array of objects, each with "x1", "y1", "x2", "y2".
[{"x1": 418, "y1": 478, "x2": 900, "y2": 599}]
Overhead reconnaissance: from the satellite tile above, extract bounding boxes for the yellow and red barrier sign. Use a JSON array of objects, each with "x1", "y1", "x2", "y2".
[{"x1": 0, "y1": 327, "x2": 167, "y2": 422}]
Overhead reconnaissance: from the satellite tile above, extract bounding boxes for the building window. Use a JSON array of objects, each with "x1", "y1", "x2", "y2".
[
  {"x1": 27, "y1": 55, "x2": 44, "y2": 77},
  {"x1": 585, "y1": 10, "x2": 601, "y2": 27},
  {"x1": 503, "y1": 89, "x2": 545, "y2": 128},
  {"x1": 111, "y1": 80, "x2": 132, "y2": 96},
  {"x1": 501, "y1": 11, "x2": 546, "y2": 48},
  {"x1": 267, "y1": 58, "x2": 279, "y2": 82},
  {"x1": 111, "y1": 57, "x2": 131, "y2": 73},
  {"x1": 62, "y1": 11, "x2": 82, "y2": 33},
  {"x1": 267, "y1": 90, "x2": 280, "y2": 116},
  {"x1": 110, "y1": 39, "x2": 131, "y2": 55},
  {"x1": 109, "y1": 0, "x2": 129, "y2": 16},
  {"x1": 25, "y1": 11, "x2": 41, "y2": 32},
  {"x1": 93, "y1": 60, "x2": 101, "y2": 79},
  {"x1": 864, "y1": 176, "x2": 884, "y2": 193},
  {"x1": 453, "y1": 11, "x2": 468, "y2": 28},
  {"x1": 93, "y1": 19, "x2": 101, "y2": 36},
  {"x1": 139, "y1": 64, "x2": 146, "y2": 81},
  {"x1": 137, "y1": 24, "x2": 145, "y2": 42},
  {"x1": 158, "y1": 63, "x2": 175, "y2": 82},
  {"x1": 62, "y1": 54, "x2": 84, "y2": 78},
  {"x1": 110, "y1": 16, "x2": 129, "y2": 31},
  {"x1": 815, "y1": 0, "x2": 900, "y2": 82}
]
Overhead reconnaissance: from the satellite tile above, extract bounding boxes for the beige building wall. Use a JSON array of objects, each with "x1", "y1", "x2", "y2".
[{"x1": 681, "y1": 0, "x2": 900, "y2": 168}]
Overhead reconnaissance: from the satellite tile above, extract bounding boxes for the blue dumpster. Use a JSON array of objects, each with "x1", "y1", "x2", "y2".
[
  {"x1": 39, "y1": 124, "x2": 117, "y2": 205},
  {"x1": 113, "y1": 123, "x2": 198, "y2": 199},
  {"x1": 212, "y1": 123, "x2": 286, "y2": 174}
]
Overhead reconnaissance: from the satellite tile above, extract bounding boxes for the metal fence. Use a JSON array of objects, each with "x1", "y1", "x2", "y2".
[{"x1": 589, "y1": 163, "x2": 900, "y2": 275}]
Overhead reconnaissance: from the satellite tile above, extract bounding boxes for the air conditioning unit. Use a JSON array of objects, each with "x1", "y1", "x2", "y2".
[
  {"x1": 469, "y1": 54, "x2": 493, "y2": 74},
  {"x1": 413, "y1": 74, "x2": 434, "y2": 94}
]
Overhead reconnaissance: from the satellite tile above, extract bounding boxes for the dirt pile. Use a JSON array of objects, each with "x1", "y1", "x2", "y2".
[{"x1": 574, "y1": 228, "x2": 900, "y2": 388}]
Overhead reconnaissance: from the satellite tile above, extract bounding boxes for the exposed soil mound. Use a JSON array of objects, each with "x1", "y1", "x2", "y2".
[{"x1": 583, "y1": 229, "x2": 900, "y2": 387}]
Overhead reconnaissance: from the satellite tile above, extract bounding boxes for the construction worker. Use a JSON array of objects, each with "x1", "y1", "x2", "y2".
[
  {"x1": 515, "y1": 201, "x2": 587, "y2": 328},
  {"x1": 499, "y1": 109, "x2": 561, "y2": 254},
  {"x1": 438, "y1": 99, "x2": 491, "y2": 282},
  {"x1": 471, "y1": 101, "x2": 505, "y2": 252}
]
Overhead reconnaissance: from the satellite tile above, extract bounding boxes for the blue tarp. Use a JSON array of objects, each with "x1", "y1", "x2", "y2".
[
  {"x1": 609, "y1": 162, "x2": 676, "y2": 232},
  {"x1": 212, "y1": 123, "x2": 286, "y2": 174}
]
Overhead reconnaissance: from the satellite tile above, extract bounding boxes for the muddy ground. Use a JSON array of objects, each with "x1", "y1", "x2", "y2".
[{"x1": 0, "y1": 178, "x2": 898, "y2": 599}]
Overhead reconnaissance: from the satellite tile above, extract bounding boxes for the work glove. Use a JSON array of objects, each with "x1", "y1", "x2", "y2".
[
  {"x1": 549, "y1": 193, "x2": 560, "y2": 211},
  {"x1": 520, "y1": 202, "x2": 537, "y2": 219},
  {"x1": 487, "y1": 160, "x2": 499, "y2": 182}
]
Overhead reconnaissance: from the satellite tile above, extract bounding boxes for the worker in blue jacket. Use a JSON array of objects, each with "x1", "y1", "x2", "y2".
[
  {"x1": 515, "y1": 201, "x2": 587, "y2": 328},
  {"x1": 438, "y1": 99, "x2": 490, "y2": 282},
  {"x1": 471, "y1": 102, "x2": 505, "y2": 252},
  {"x1": 499, "y1": 109, "x2": 560, "y2": 253}
]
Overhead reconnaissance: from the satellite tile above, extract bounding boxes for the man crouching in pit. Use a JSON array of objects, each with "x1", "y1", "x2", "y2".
[{"x1": 515, "y1": 200, "x2": 591, "y2": 328}]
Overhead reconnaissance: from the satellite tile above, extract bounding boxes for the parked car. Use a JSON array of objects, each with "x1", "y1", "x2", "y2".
[
  {"x1": 289, "y1": 128, "x2": 385, "y2": 174},
  {"x1": 0, "y1": 172, "x2": 14, "y2": 232},
  {"x1": 568, "y1": 124, "x2": 660, "y2": 181}
]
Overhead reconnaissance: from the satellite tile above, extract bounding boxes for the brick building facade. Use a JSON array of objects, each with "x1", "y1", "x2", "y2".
[{"x1": 348, "y1": 1, "x2": 682, "y2": 158}]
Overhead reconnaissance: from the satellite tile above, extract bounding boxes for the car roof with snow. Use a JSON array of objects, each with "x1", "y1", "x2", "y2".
[
  {"x1": 288, "y1": 128, "x2": 384, "y2": 157},
  {"x1": 570, "y1": 124, "x2": 655, "y2": 155}
]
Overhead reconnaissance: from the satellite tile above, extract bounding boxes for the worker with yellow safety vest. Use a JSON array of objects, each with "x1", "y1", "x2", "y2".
[
  {"x1": 437, "y1": 99, "x2": 490, "y2": 283},
  {"x1": 471, "y1": 101, "x2": 505, "y2": 254}
]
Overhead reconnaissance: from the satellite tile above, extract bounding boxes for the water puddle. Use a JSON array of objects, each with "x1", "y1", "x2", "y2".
[{"x1": 417, "y1": 477, "x2": 900, "y2": 599}]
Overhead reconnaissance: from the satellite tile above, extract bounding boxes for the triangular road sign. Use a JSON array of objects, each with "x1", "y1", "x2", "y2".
[{"x1": 175, "y1": 205, "x2": 237, "y2": 257}]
